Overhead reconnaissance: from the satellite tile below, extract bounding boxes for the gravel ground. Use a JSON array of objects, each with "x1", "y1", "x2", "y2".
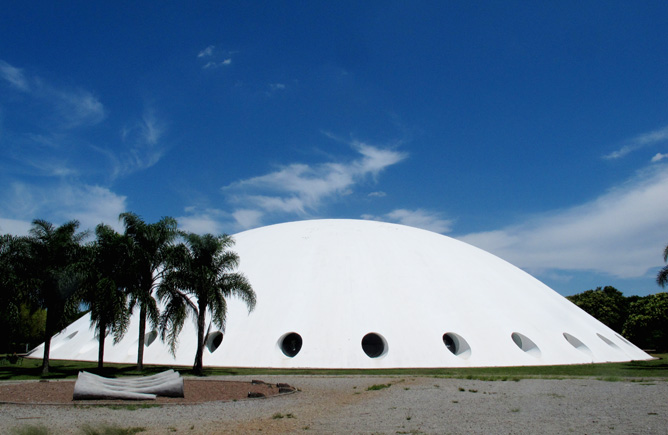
[{"x1": 1, "y1": 376, "x2": 667, "y2": 434}]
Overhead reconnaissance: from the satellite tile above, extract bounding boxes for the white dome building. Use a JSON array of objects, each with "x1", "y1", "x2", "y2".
[{"x1": 32, "y1": 219, "x2": 651, "y2": 368}]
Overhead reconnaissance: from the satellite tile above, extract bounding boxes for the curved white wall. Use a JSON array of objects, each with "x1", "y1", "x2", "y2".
[{"x1": 32, "y1": 219, "x2": 652, "y2": 368}]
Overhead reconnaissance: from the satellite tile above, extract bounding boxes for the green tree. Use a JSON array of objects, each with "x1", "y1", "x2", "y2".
[
  {"x1": 27, "y1": 219, "x2": 87, "y2": 375},
  {"x1": 622, "y1": 293, "x2": 668, "y2": 352},
  {"x1": 566, "y1": 286, "x2": 629, "y2": 333},
  {"x1": 658, "y1": 243, "x2": 668, "y2": 289},
  {"x1": 17, "y1": 304, "x2": 46, "y2": 352},
  {"x1": 81, "y1": 224, "x2": 132, "y2": 369},
  {"x1": 121, "y1": 212, "x2": 178, "y2": 371},
  {"x1": 158, "y1": 233, "x2": 256, "y2": 375},
  {"x1": 0, "y1": 234, "x2": 30, "y2": 353}
]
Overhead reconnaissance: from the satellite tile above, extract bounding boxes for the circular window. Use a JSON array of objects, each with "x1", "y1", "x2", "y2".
[
  {"x1": 205, "y1": 331, "x2": 223, "y2": 353},
  {"x1": 563, "y1": 332, "x2": 592, "y2": 356},
  {"x1": 511, "y1": 332, "x2": 541, "y2": 357},
  {"x1": 361, "y1": 333, "x2": 387, "y2": 358},
  {"x1": 279, "y1": 332, "x2": 303, "y2": 357},
  {"x1": 144, "y1": 330, "x2": 158, "y2": 347},
  {"x1": 597, "y1": 333, "x2": 620, "y2": 349},
  {"x1": 442, "y1": 332, "x2": 471, "y2": 358}
]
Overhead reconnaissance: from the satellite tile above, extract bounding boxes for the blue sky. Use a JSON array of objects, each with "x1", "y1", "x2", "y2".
[{"x1": 1, "y1": 2, "x2": 667, "y2": 296}]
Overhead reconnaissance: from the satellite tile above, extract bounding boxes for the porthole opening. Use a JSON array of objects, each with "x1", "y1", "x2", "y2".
[
  {"x1": 442, "y1": 332, "x2": 471, "y2": 358},
  {"x1": 144, "y1": 330, "x2": 158, "y2": 347},
  {"x1": 511, "y1": 332, "x2": 541, "y2": 357},
  {"x1": 563, "y1": 332, "x2": 592, "y2": 356},
  {"x1": 279, "y1": 332, "x2": 303, "y2": 357},
  {"x1": 205, "y1": 331, "x2": 223, "y2": 353},
  {"x1": 597, "y1": 333, "x2": 620, "y2": 349},
  {"x1": 362, "y1": 333, "x2": 387, "y2": 358},
  {"x1": 66, "y1": 331, "x2": 78, "y2": 340},
  {"x1": 615, "y1": 333, "x2": 632, "y2": 345}
]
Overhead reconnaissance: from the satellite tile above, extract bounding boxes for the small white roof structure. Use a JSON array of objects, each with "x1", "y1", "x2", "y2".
[{"x1": 31, "y1": 219, "x2": 651, "y2": 368}]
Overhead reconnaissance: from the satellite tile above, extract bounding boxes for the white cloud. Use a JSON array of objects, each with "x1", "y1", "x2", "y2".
[
  {"x1": 114, "y1": 108, "x2": 166, "y2": 178},
  {"x1": 0, "y1": 60, "x2": 29, "y2": 91},
  {"x1": 0, "y1": 59, "x2": 105, "y2": 129},
  {"x1": 223, "y1": 141, "x2": 407, "y2": 228},
  {"x1": 0, "y1": 181, "x2": 127, "y2": 235},
  {"x1": 52, "y1": 87, "x2": 106, "y2": 128},
  {"x1": 368, "y1": 191, "x2": 386, "y2": 198},
  {"x1": 178, "y1": 213, "x2": 223, "y2": 235},
  {"x1": 459, "y1": 164, "x2": 668, "y2": 278},
  {"x1": 363, "y1": 209, "x2": 454, "y2": 234},
  {"x1": 197, "y1": 45, "x2": 215, "y2": 58},
  {"x1": 232, "y1": 209, "x2": 264, "y2": 230},
  {"x1": 604, "y1": 125, "x2": 668, "y2": 160},
  {"x1": 0, "y1": 218, "x2": 32, "y2": 236},
  {"x1": 651, "y1": 152, "x2": 667, "y2": 163}
]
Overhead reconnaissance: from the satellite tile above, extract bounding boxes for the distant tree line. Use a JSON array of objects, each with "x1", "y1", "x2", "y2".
[
  {"x1": 567, "y1": 286, "x2": 668, "y2": 352},
  {"x1": 0, "y1": 214, "x2": 255, "y2": 376}
]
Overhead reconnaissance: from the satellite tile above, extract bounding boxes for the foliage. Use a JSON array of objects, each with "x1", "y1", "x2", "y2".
[
  {"x1": 120, "y1": 212, "x2": 179, "y2": 371},
  {"x1": 0, "y1": 234, "x2": 30, "y2": 352},
  {"x1": 158, "y1": 233, "x2": 256, "y2": 375},
  {"x1": 26, "y1": 219, "x2": 88, "y2": 375},
  {"x1": 658, "y1": 243, "x2": 668, "y2": 289},
  {"x1": 17, "y1": 305, "x2": 46, "y2": 352},
  {"x1": 623, "y1": 293, "x2": 668, "y2": 352},
  {"x1": 566, "y1": 286, "x2": 629, "y2": 333},
  {"x1": 80, "y1": 224, "x2": 133, "y2": 368}
]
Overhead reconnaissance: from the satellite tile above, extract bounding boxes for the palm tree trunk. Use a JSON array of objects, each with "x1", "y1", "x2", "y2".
[
  {"x1": 40, "y1": 331, "x2": 52, "y2": 376},
  {"x1": 97, "y1": 320, "x2": 106, "y2": 370},
  {"x1": 40, "y1": 303, "x2": 59, "y2": 376},
  {"x1": 137, "y1": 304, "x2": 146, "y2": 371},
  {"x1": 194, "y1": 307, "x2": 206, "y2": 376}
]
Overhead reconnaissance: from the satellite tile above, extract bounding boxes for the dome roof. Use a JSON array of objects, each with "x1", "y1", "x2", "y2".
[{"x1": 34, "y1": 219, "x2": 651, "y2": 368}]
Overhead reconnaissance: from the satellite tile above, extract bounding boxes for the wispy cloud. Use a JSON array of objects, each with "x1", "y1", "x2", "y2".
[
  {"x1": 222, "y1": 141, "x2": 407, "y2": 229},
  {"x1": 113, "y1": 108, "x2": 167, "y2": 178},
  {"x1": 177, "y1": 207, "x2": 232, "y2": 235},
  {"x1": 197, "y1": 45, "x2": 215, "y2": 58},
  {"x1": 197, "y1": 45, "x2": 234, "y2": 69},
  {"x1": 362, "y1": 209, "x2": 454, "y2": 234},
  {"x1": 0, "y1": 60, "x2": 105, "y2": 129},
  {"x1": 604, "y1": 125, "x2": 668, "y2": 160},
  {"x1": 0, "y1": 60, "x2": 29, "y2": 91},
  {"x1": 651, "y1": 153, "x2": 667, "y2": 163},
  {"x1": 459, "y1": 164, "x2": 668, "y2": 279},
  {"x1": 0, "y1": 181, "x2": 128, "y2": 235}
]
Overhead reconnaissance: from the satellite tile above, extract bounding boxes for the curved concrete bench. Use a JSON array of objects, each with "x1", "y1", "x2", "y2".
[{"x1": 73, "y1": 370, "x2": 184, "y2": 400}]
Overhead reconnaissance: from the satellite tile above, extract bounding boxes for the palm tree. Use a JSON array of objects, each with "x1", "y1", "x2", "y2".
[
  {"x1": 0, "y1": 234, "x2": 30, "y2": 353},
  {"x1": 121, "y1": 212, "x2": 178, "y2": 371},
  {"x1": 81, "y1": 224, "x2": 132, "y2": 369},
  {"x1": 658, "y1": 243, "x2": 668, "y2": 288},
  {"x1": 27, "y1": 219, "x2": 87, "y2": 375},
  {"x1": 158, "y1": 233, "x2": 256, "y2": 375}
]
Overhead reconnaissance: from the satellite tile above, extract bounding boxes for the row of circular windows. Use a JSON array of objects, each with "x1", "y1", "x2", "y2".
[
  {"x1": 198, "y1": 330, "x2": 630, "y2": 359},
  {"x1": 56, "y1": 327, "x2": 630, "y2": 360}
]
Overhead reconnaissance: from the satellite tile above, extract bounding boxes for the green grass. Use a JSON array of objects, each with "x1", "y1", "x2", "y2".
[
  {"x1": 366, "y1": 383, "x2": 392, "y2": 391},
  {"x1": 2, "y1": 354, "x2": 667, "y2": 381},
  {"x1": 10, "y1": 425, "x2": 50, "y2": 435}
]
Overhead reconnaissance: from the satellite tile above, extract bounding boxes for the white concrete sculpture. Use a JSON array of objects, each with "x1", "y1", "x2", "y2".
[
  {"x1": 32, "y1": 219, "x2": 652, "y2": 368},
  {"x1": 73, "y1": 369, "x2": 184, "y2": 400}
]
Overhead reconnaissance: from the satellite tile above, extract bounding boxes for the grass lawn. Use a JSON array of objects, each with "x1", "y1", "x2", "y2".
[{"x1": 1, "y1": 354, "x2": 666, "y2": 381}]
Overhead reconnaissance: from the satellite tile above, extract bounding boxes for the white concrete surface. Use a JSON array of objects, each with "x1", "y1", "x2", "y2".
[{"x1": 29, "y1": 219, "x2": 652, "y2": 368}]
